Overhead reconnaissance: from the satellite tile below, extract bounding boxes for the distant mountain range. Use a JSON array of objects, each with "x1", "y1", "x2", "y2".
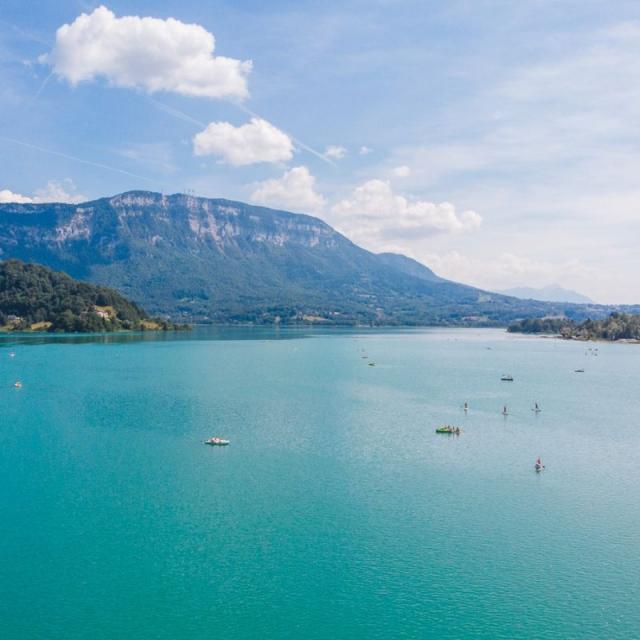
[
  {"x1": 0, "y1": 191, "x2": 632, "y2": 325},
  {"x1": 498, "y1": 284, "x2": 594, "y2": 304}
]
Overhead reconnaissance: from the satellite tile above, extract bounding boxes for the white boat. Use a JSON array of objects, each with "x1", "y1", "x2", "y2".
[
  {"x1": 501, "y1": 374, "x2": 514, "y2": 381},
  {"x1": 535, "y1": 457, "x2": 545, "y2": 472},
  {"x1": 13, "y1": 381, "x2": 22, "y2": 388},
  {"x1": 204, "y1": 437, "x2": 230, "y2": 446}
]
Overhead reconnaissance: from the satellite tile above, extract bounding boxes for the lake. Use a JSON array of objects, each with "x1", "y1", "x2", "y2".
[{"x1": 1, "y1": 327, "x2": 639, "y2": 639}]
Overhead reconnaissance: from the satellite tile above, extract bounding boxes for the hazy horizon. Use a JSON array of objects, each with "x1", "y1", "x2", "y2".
[{"x1": 1, "y1": 1, "x2": 639, "y2": 303}]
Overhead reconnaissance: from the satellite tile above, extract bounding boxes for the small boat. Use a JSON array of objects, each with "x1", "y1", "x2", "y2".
[
  {"x1": 463, "y1": 402, "x2": 468, "y2": 412},
  {"x1": 436, "y1": 425, "x2": 461, "y2": 435},
  {"x1": 501, "y1": 374, "x2": 514, "y2": 382},
  {"x1": 574, "y1": 369, "x2": 585, "y2": 373},
  {"x1": 361, "y1": 355, "x2": 368, "y2": 359},
  {"x1": 8, "y1": 352, "x2": 15, "y2": 358},
  {"x1": 204, "y1": 437, "x2": 230, "y2": 446},
  {"x1": 13, "y1": 381, "x2": 22, "y2": 388},
  {"x1": 532, "y1": 402, "x2": 541, "y2": 413},
  {"x1": 534, "y1": 457, "x2": 545, "y2": 472},
  {"x1": 368, "y1": 362, "x2": 376, "y2": 367},
  {"x1": 502, "y1": 405, "x2": 508, "y2": 416}
]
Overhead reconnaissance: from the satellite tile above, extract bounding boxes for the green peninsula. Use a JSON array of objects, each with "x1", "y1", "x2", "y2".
[
  {"x1": 508, "y1": 312, "x2": 640, "y2": 342},
  {"x1": 0, "y1": 260, "x2": 186, "y2": 333}
]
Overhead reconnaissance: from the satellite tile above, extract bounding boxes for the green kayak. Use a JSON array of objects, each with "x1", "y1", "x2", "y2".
[{"x1": 436, "y1": 426, "x2": 460, "y2": 434}]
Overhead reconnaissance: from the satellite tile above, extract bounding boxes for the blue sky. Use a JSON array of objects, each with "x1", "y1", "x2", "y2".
[{"x1": 1, "y1": 1, "x2": 640, "y2": 303}]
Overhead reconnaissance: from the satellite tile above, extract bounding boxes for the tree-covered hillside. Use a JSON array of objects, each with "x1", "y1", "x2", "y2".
[
  {"x1": 0, "y1": 191, "x2": 637, "y2": 326},
  {"x1": 508, "y1": 313, "x2": 640, "y2": 341},
  {"x1": 0, "y1": 260, "x2": 179, "y2": 332}
]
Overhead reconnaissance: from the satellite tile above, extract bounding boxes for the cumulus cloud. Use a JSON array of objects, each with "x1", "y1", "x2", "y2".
[
  {"x1": 42, "y1": 5, "x2": 251, "y2": 99},
  {"x1": 250, "y1": 166, "x2": 326, "y2": 212},
  {"x1": 324, "y1": 145, "x2": 347, "y2": 160},
  {"x1": 0, "y1": 180, "x2": 85, "y2": 204},
  {"x1": 0, "y1": 189, "x2": 34, "y2": 204},
  {"x1": 330, "y1": 179, "x2": 481, "y2": 248},
  {"x1": 359, "y1": 146, "x2": 373, "y2": 155},
  {"x1": 193, "y1": 118, "x2": 293, "y2": 166}
]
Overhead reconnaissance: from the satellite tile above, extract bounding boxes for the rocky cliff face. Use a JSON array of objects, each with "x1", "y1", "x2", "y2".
[
  {"x1": 0, "y1": 191, "x2": 341, "y2": 259},
  {"x1": 0, "y1": 191, "x2": 608, "y2": 324},
  {"x1": 106, "y1": 191, "x2": 342, "y2": 250}
]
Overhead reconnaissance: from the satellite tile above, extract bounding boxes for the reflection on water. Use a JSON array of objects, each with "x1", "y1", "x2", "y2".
[
  {"x1": 0, "y1": 324, "x2": 463, "y2": 346},
  {"x1": 0, "y1": 325, "x2": 304, "y2": 346},
  {"x1": 2, "y1": 327, "x2": 640, "y2": 639}
]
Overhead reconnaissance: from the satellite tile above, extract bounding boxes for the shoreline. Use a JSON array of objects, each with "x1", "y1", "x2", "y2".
[
  {"x1": 3, "y1": 323, "x2": 639, "y2": 344},
  {"x1": 512, "y1": 331, "x2": 640, "y2": 345},
  {"x1": 0, "y1": 322, "x2": 505, "y2": 336}
]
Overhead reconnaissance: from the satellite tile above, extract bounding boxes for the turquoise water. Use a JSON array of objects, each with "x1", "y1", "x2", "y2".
[{"x1": 1, "y1": 327, "x2": 639, "y2": 639}]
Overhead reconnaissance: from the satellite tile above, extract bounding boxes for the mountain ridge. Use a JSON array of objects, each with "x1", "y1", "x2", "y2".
[
  {"x1": 0, "y1": 190, "x2": 631, "y2": 325},
  {"x1": 498, "y1": 284, "x2": 594, "y2": 304},
  {"x1": 375, "y1": 252, "x2": 445, "y2": 283}
]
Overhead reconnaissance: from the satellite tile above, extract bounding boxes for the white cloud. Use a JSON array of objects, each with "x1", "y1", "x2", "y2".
[
  {"x1": 35, "y1": 180, "x2": 85, "y2": 203},
  {"x1": 0, "y1": 189, "x2": 33, "y2": 204},
  {"x1": 359, "y1": 146, "x2": 373, "y2": 155},
  {"x1": 330, "y1": 180, "x2": 481, "y2": 248},
  {"x1": 42, "y1": 5, "x2": 251, "y2": 99},
  {"x1": 0, "y1": 180, "x2": 85, "y2": 204},
  {"x1": 421, "y1": 250, "x2": 597, "y2": 295},
  {"x1": 193, "y1": 118, "x2": 293, "y2": 166},
  {"x1": 250, "y1": 166, "x2": 326, "y2": 212},
  {"x1": 324, "y1": 145, "x2": 347, "y2": 160},
  {"x1": 371, "y1": 23, "x2": 640, "y2": 303},
  {"x1": 392, "y1": 165, "x2": 411, "y2": 177}
]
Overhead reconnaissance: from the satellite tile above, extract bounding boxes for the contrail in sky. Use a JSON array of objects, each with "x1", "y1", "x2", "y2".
[
  {"x1": 32, "y1": 72, "x2": 54, "y2": 100},
  {"x1": 0, "y1": 136, "x2": 158, "y2": 184},
  {"x1": 149, "y1": 97, "x2": 335, "y2": 167},
  {"x1": 147, "y1": 97, "x2": 206, "y2": 128},
  {"x1": 5, "y1": 13, "x2": 334, "y2": 178},
  {"x1": 0, "y1": 19, "x2": 54, "y2": 109},
  {"x1": 233, "y1": 101, "x2": 336, "y2": 166}
]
